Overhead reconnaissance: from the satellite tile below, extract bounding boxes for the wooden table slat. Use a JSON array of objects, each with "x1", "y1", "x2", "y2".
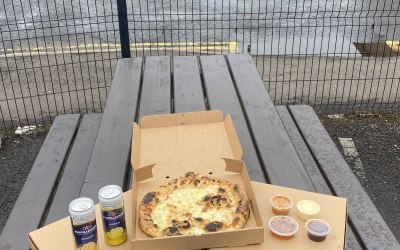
[
  {"x1": 226, "y1": 54, "x2": 314, "y2": 191},
  {"x1": 0, "y1": 114, "x2": 80, "y2": 250},
  {"x1": 276, "y1": 106, "x2": 363, "y2": 250},
  {"x1": 80, "y1": 58, "x2": 143, "y2": 201},
  {"x1": 276, "y1": 106, "x2": 331, "y2": 195},
  {"x1": 289, "y1": 105, "x2": 400, "y2": 249},
  {"x1": 44, "y1": 113, "x2": 103, "y2": 225},
  {"x1": 200, "y1": 55, "x2": 266, "y2": 182},
  {"x1": 173, "y1": 56, "x2": 206, "y2": 113},
  {"x1": 139, "y1": 56, "x2": 171, "y2": 118}
]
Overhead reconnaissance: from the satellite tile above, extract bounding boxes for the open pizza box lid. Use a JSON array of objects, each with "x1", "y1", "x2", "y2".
[{"x1": 130, "y1": 110, "x2": 264, "y2": 249}]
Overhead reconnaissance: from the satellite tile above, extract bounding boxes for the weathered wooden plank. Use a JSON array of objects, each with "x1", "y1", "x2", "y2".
[
  {"x1": 226, "y1": 54, "x2": 314, "y2": 191},
  {"x1": 276, "y1": 106, "x2": 331, "y2": 195},
  {"x1": 129, "y1": 56, "x2": 171, "y2": 189},
  {"x1": 276, "y1": 105, "x2": 362, "y2": 250},
  {"x1": 200, "y1": 55, "x2": 266, "y2": 183},
  {"x1": 139, "y1": 56, "x2": 171, "y2": 118},
  {"x1": 44, "y1": 113, "x2": 102, "y2": 225},
  {"x1": 289, "y1": 105, "x2": 399, "y2": 249},
  {"x1": 0, "y1": 114, "x2": 80, "y2": 250},
  {"x1": 80, "y1": 58, "x2": 143, "y2": 201},
  {"x1": 173, "y1": 56, "x2": 206, "y2": 113}
]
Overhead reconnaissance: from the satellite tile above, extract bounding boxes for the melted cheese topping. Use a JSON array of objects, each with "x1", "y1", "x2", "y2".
[{"x1": 151, "y1": 185, "x2": 236, "y2": 233}]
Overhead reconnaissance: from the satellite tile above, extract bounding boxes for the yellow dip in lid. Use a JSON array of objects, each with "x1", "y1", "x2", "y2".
[{"x1": 296, "y1": 200, "x2": 320, "y2": 221}]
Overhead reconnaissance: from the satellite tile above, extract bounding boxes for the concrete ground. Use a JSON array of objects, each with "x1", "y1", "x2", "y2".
[
  {"x1": 257, "y1": 55, "x2": 400, "y2": 110},
  {"x1": 1, "y1": 53, "x2": 400, "y2": 129},
  {"x1": 1, "y1": 0, "x2": 399, "y2": 54}
]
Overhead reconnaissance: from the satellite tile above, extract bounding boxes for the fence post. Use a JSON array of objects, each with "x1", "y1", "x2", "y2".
[{"x1": 117, "y1": 0, "x2": 131, "y2": 58}]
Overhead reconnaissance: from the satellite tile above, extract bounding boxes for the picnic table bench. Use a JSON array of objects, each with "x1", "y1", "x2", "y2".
[{"x1": 0, "y1": 54, "x2": 398, "y2": 250}]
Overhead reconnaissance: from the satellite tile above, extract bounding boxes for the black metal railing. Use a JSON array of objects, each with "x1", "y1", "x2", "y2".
[{"x1": 1, "y1": 0, "x2": 399, "y2": 130}]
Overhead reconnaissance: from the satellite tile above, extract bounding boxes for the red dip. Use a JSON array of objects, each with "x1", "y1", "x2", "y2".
[{"x1": 268, "y1": 216, "x2": 298, "y2": 240}]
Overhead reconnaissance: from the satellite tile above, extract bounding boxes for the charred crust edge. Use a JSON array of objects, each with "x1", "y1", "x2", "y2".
[
  {"x1": 143, "y1": 192, "x2": 156, "y2": 205},
  {"x1": 204, "y1": 221, "x2": 223, "y2": 232},
  {"x1": 185, "y1": 171, "x2": 195, "y2": 177}
]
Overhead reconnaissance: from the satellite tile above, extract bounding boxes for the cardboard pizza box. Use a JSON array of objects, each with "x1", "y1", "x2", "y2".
[
  {"x1": 28, "y1": 182, "x2": 347, "y2": 250},
  {"x1": 131, "y1": 110, "x2": 243, "y2": 178},
  {"x1": 130, "y1": 110, "x2": 264, "y2": 249},
  {"x1": 27, "y1": 110, "x2": 347, "y2": 249}
]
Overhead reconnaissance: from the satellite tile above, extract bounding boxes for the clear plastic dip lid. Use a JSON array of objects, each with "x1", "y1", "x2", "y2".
[
  {"x1": 305, "y1": 219, "x2": 331, "y2": 242},
  {"x1": 296, "y1": 200, "x2": 320, "y2": 220},
  {"x1": 268, "y1": 216, "x2": 299, "y2": 239},
  {"x1": 270, "y1": 195, "x2": 293, "y2": 209}
]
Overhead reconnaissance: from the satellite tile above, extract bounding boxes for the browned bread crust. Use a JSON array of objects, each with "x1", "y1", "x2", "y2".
[{"x1": 138, "y1": 172, "x2": 250, "y2": 237}]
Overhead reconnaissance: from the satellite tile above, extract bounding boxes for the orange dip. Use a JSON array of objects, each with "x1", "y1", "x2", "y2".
[{"x1": 270, "y1": 195, "x2": 293, "y2": 215}]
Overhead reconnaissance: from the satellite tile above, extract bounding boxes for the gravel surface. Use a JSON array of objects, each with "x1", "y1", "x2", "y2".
[
  {"x1": 320, "y1": 113, "x2": 400, "y2": 241},
  {"x1": 0, "y1": 128, "x2": 48, "y2": 234}
]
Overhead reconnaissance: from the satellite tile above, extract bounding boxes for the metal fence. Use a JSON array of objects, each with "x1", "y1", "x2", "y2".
[{"x1": 1, "y1": 0, "x2": 399, "y2": 130}]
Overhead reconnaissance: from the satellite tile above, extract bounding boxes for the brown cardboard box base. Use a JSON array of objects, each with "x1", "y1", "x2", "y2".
[
  {"x1": 28, "y1": 182, "x2": 346, "y2": 250},
  {"x1": 130, "y1": 159, "x2": 264, "y2": 249},
  {"x1": 129, "y1": 110, "x2": 265, "y2": 249}
]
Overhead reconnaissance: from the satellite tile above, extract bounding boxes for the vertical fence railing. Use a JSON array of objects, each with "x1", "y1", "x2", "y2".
[
  {"x1": 1, "y1": 0, "x2": 399, "y2": 131},
  {"x1": 117, "y1": 0, "x2": 131, "y2": 58}
]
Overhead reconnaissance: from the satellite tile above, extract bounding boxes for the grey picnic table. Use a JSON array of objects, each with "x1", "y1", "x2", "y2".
[{"x1": 0, "y1": 54, "x2": 398, "y2": 250}]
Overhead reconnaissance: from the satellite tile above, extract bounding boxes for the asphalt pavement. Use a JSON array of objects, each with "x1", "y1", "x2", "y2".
[
  {"x1": 320, "y1": 113, "x2": 400, "y2": 241},
  {"x1": 1, "y1": 0, "x2": 400, "y2": 55}
]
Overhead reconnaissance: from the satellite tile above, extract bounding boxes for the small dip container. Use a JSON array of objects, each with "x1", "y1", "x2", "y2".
[
  {"x1": 296, "y1": 200, "x2": 320, "y2": 221},
  {"x1": 305, "y1": 219, "x2": 331, "y2": 242},
  {"x1": 268, "y1": 216, "x2": 298, "y2": 240},
  {"x1": 270, "y1": 195, "x2": 293, "y2": 215}
]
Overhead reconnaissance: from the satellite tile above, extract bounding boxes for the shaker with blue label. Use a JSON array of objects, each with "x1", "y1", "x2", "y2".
[
  {"x1": 69, "y1": 197, "x2": 98, "y2": 250},
  {"x1": 98, "y1": 185, "x2": 127, "y2": 245}
]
